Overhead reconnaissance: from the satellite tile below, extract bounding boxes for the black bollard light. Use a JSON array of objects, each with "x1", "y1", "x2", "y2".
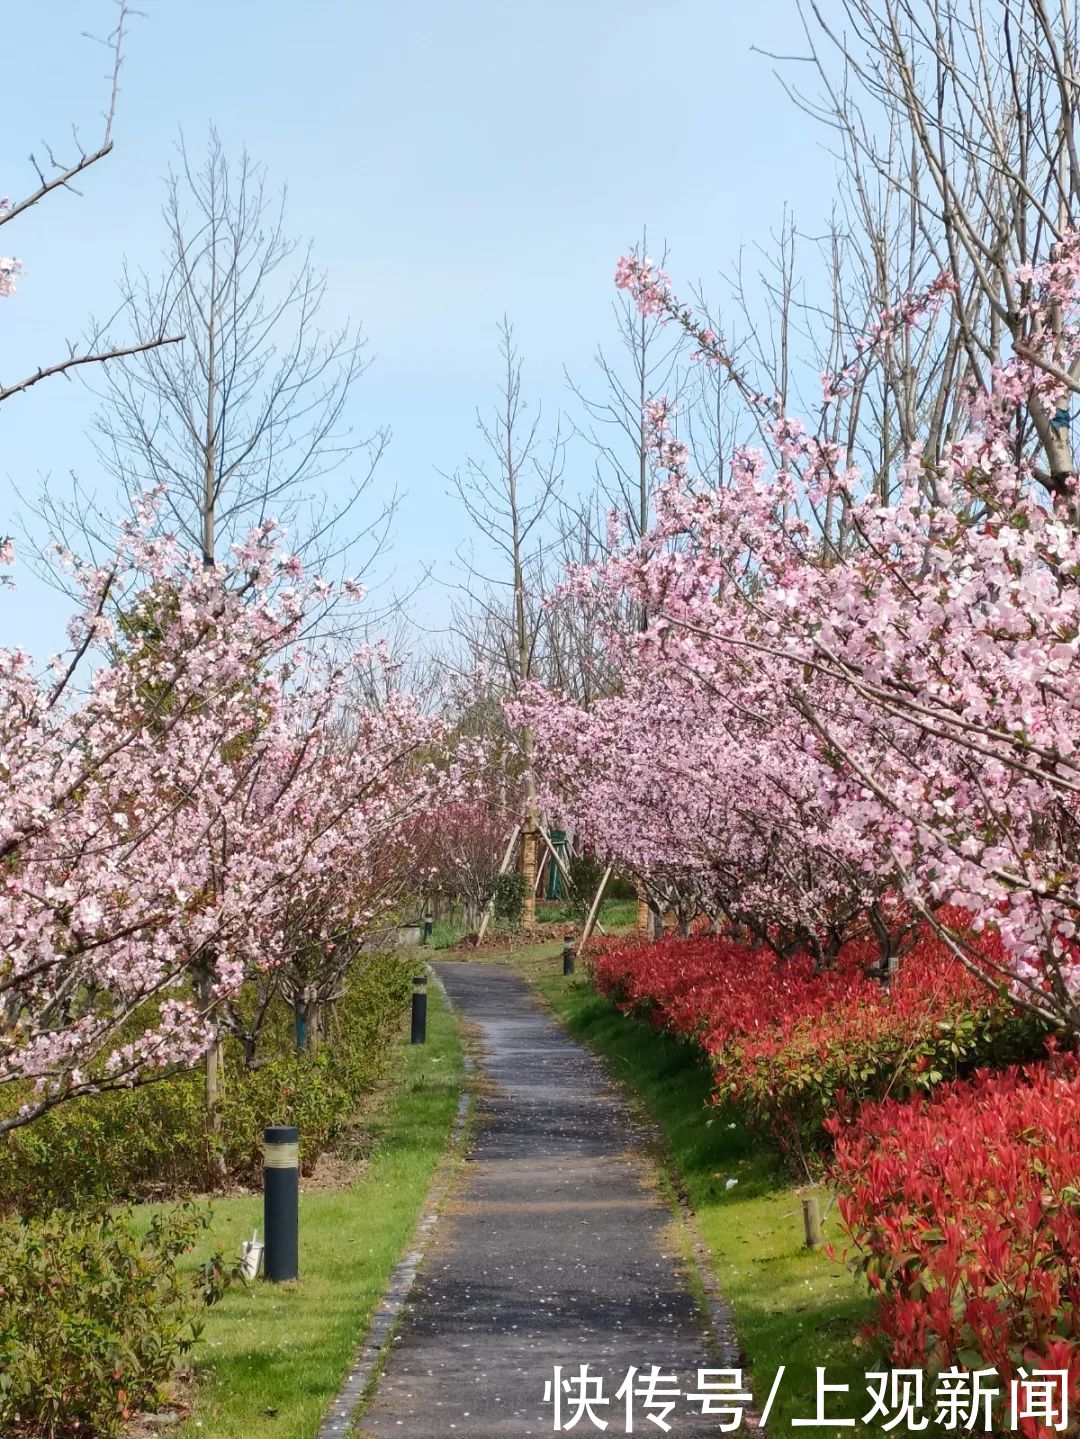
[
  {"x1": 562, "y1": 930, "x2": 575, "y2": 975},
  {"x1": 411, "y1": 972, "x2": 428, "y2": 1044},
  {"x1": 423, "y1": 912, "x2": 434, "y2": 945},
  {"x1": 263, "y1": 1125, "x2": 299, "y2": 1282}
]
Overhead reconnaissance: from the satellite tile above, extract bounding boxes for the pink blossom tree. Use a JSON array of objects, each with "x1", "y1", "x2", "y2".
[
  {"x1": 520, "y1": 226, "x2": 1080, "y2": 1035},
  {"x1": 0, "y1": 508, "x2": 471, "y2": 1132}
]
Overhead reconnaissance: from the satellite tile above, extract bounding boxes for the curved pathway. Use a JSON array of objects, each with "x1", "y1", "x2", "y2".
[{"x1": 356, "y1": 961, "x2": 724, "y2": 1438}]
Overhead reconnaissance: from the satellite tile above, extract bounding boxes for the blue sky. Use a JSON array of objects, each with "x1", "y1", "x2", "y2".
[{"x1": 1, "y1": 0, "x2": 838, "y2": 657}]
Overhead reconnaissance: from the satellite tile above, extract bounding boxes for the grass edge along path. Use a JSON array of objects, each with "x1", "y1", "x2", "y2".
[
  {"x1": 155, "y1": 977, "x2": 464, "y2": 1439},
  {"x1": 528, "y1": 959, "x2": 894, "y2": 1438}
]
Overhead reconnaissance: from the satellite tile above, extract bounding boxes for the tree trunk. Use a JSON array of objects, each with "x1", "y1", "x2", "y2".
[
  {"x1": 522, "y1": 819, "x2": 539, "y2": 928},
  {"x1": 635, "y1": 883, "x2": 650, "y2": 935},
  {"x1": 205, "y1": 1038, "x2": 222, "y2": 1131}
]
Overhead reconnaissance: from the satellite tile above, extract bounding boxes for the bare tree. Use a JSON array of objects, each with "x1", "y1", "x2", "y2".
[
  {"x1": 0, "y1": 4, "x2": 182, "y2": 419},
  {"x1": 789, "y1": 0, "x2": 1080, "y2": 500},
  {"x1": 16, "y1": 128, "x2": 398, "y2": 1129},
  {"x1": 447, "y1": 318, "x2": 565, "y2": 925},
  {"x1": 32, "y1": 130, "x2": 392, "y2": 621},
  {"x1": 623, "y1": 2, "x2": 1080, "y2": 561}
]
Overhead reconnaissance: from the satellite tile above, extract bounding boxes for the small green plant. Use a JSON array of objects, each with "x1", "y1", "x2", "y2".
[
  {"x1": 0, "y1": 1203, "x2": 230, "y2": 1437},
  {"x1": 490, "y1": 871, "x2": 527, "y2": 923}
]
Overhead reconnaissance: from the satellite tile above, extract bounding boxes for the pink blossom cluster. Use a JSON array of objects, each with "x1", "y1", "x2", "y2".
[
  {"x1": 614, "y1": 253, "x2": 671, "y2": 317},
  {"x1": 643, "y1": 397, "x2": 690, "y2": 486},
  {"x1": 0, "y1": 257, "x2": 21, "y2": 298},
  {"x1": 0, "y1": 197, "x2": 21, "y2": 298},
  {"x1": 856, "y1": 269, "x2": 957, "y2": 350}
]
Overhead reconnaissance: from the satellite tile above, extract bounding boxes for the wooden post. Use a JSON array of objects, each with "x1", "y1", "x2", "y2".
[
  {"x1": 581, "y1": 863, "x2": 613, "y2": 947},
  {"x1": 531, "y1": 843, "x2": 546, "y2": 895},
  {"x1": 538, "y1": 823, "x2": 573, "y2": 888},
  {"x1": 802, "y1": 1195, "x2": 822, "y2": 1248}
]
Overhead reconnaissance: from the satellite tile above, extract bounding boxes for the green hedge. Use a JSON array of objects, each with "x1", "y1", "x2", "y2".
[
  {"x1": 0, "y1": 1203, "x2": 229, "y2": 1438},
  {"x1": 0, "y1": 953, "x2": 412, "y2": 1215}
]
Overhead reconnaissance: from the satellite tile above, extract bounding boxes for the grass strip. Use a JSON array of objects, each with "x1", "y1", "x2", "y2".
[{"x1": 152, "y1": 980, "x2": 463, "y2": 1439}]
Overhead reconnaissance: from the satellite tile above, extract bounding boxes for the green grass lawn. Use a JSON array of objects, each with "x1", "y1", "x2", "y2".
[
  {"x1": 533, "y1": 968, "x2": 893, "y2": 1438},
  {"x1": 156, "y1": 981, "x2": 464, "y2": 1439},
  {"x1": 533, "y1": 895, "x2": 639, "y2": 929},
  {"x1": 428, "y1": 895, "x2": 637, "y2": 950}
]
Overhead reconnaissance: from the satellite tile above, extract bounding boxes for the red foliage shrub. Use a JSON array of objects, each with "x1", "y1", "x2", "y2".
[
  {"x1": 591, "y1": 922, "x2": 1071, "y2": 1400},
  {"x1": 828, "y1": 1058, "x2": 1080, "y2": 1435},
  {"x1": 590, "y1": 914, "x2": 1044, "y2": 1165}
]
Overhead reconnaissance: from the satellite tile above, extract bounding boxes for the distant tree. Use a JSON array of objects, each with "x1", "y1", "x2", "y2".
[
  {"x1": 447, "y1": 319, "x2": 564, "y2": 925},
  {"x1": 32, "y1": 130, "x2": 392, "y2": 637}
]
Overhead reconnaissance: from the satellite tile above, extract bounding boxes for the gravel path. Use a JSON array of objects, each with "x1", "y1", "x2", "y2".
[{"x1": 357, "y1": 961, "x2": 720, "y2": 1438}]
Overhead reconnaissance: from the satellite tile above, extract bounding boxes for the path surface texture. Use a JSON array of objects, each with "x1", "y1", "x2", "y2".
[{"x1": 357, "y1": 961, "x2": 721, "y2": 1438}]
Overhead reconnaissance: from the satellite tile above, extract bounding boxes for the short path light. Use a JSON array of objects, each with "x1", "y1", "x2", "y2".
[
  {"x1": 264, "y1": 1125, "x2": 299, "y2": 1281},
  {"x1": 411, "y1": 972, "x2": 428, "y2": 1044},
  {"x1": 422, "y1": 912, "x2": 434, "y2": 945},
  {"x1": 562, "y1": 930, "x2": 575, "y2": 976}
]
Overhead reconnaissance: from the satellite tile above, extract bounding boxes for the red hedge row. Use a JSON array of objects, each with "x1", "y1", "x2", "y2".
[
  {"x1": 828, "y1": 1058, "x2": 1080, "y2": 1435},
  {"x1": 590, "y1": 915, "x2": 1042, "y2": 1165},
  {"x1": 588, "y1": 923, "x2": 1077, "y2": 1412}
]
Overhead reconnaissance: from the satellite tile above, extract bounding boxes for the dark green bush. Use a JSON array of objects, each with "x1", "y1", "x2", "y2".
[
  {"x1": 0, "y1": 1203, "x2": 228, "y2": 1438},
  {"x1": 212, "y1": 1049, "x2": 351, "y2": 1183},
  {"x1": 233, "y1": 949, "x2": 412, "y2": 1178},
  {"x1": 0, "y1": 952, "x2": 412, "y2": 1213},
  {"x1": 607, "y1": 871, "x2": 638, "y2": 901},
  {"x1": 490, "y1": 871, "x2": 527, "y2": 923}
]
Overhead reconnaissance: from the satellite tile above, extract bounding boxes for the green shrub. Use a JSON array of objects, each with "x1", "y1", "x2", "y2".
[
  {"x1": 216, "y1": 950, "x2": 413, "y2": 1182},
  {"x1": 0, "y1": 1079, "x2": 214, "y2": 1215},
  {"x1": 490, "y1": 872, "x2": 527, "y2": 923},
  {"x1": 566, "y1": 854, "x2": 606, "y2": 922},
  {"x1": 568, "y1": 853, "x2": 603, "y2": 896},
  {"x1": 215, "y1": 993, "x2": 402, "y2": 1183},
  {"x1": 0, "y1": 952, "x2": 413, "y2": 1213},
  {"x1": 0, "y1": 1203, "x2": 228, "y2": 1438}
]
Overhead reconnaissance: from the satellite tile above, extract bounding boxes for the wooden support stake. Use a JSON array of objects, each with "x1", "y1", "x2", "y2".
[
  {"x1": 580, "y1": 862, "x2": 614, "y2": 947},
  {"x1": 536, "y1": 826, "x2": 610, "y2": 935},
  {"x1": 802, "y1": 1195, "x2": 822, "y2": 1249},
  {"x1": 537, "y1": 823, "x2": 573, "y2": 886}
]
